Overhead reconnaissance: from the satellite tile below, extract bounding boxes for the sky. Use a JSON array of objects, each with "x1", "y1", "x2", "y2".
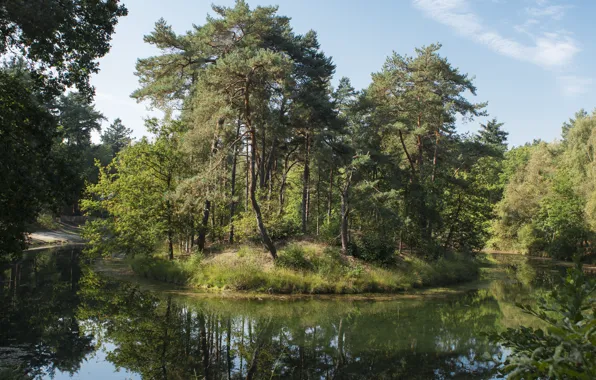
[{"x1": 90, "y1": 0, "x2": 596, "y2": 147}]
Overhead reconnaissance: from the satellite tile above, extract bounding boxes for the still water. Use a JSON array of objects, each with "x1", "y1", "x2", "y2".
[{"x1": 0, "y1": 247, "x2": 562, "y2": 379}]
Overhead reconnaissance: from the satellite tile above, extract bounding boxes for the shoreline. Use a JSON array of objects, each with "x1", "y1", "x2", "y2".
[{"x1": 93, "y1": 257, "x2": 488, "y2": 300}]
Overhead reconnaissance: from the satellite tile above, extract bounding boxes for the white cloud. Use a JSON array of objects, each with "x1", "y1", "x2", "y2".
[
  {"x1": 557, "y1": 76, "x2": 593, "y2": 96},
  {"x1": 526, "y1": 5, "x2": 568, "y2": 20},
  {"x1": 412, "y1": 0, "x2": 580, "y2": 69}
]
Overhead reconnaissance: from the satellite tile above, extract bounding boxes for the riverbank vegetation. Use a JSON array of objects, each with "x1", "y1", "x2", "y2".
[{"x1": 128, "y1": 242, "x2": 479, "y2": 294}]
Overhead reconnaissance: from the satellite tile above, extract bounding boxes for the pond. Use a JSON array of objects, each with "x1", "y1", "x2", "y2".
[{"x1": 0, "y1": 247, "x2": 565, "y2": 379}]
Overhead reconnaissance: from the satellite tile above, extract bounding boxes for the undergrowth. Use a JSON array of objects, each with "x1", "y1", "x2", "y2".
[{"x1": 129, "y1": 243, "x2": 479, "y2": 294}]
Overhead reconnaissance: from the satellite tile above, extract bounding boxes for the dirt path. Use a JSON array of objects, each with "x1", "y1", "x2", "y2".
[{"x1": 27, "y1": 223, "x2": 83, "y2": 249}]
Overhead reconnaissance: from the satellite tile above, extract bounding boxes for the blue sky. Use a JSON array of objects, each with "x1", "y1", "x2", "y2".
[{"x1": 90, "y1": 0, "x2": 596, "y2": 147}]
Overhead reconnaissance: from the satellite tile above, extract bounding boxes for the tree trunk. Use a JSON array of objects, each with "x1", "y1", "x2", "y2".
[
  {"x1": 443, "y1": 192, "x2": 463, "y2": 251},
  {"x1": 259, "y1": 128, "x2": 266, "y2": 189},
  {"x1": 340, "y1": 187, "x2": 349, "y2": 254},
  {"x1": 266, "y1": 138, "x2": 276, "y2": 201},
  {"x1": 316, "y1": 168, "x2": 321, "y2": 235},
  {"x1": 197, "y1": 200, "x2": 210, "y2": 252},
  {"x1": 189, "y1": 216, "x2": 194, "y2": 253},
  {"x1": 340, "y1": 171, "x2": 353, "y2": 255},
  {"x1": 301, "y1": 132, "x2": 310, "y2": 234},
  {"x1": 229, "y1": 121, "x2": 241, "y2": 244},
  {"x1": 327, "y1": 164, "x2": 334, "y2": 223},
  {"x1": 245, "y1": 138, "x2": 250, "y2": 212},
  {"x1": 245, "y1": 83, "x2": 277, "y2": 259},
  {"x1": 197, "y1": 117, "x2": 223, "y2": 252},
  {"x1": 431, "y1": 130, "x2": 439, "y2": 182},
  {"x1": 279, "y1": 173, "x2": 287, "y2": 216},
  {"x1": 278, "y1": 146, "x2": 298, "y2": 216},
  {"x1": 166, "y1": 175, "x2": 174, "y2": 260}
]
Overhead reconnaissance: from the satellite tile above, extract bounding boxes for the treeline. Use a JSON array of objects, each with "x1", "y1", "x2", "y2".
[
  {"x1": 82, "y1": 1, "x2": 509, "y2": 262},
  {"x1": 490, "y1": 110, "x2": 596, "y2": 260},
  {"x1": 0, "y1": 0, "x2": 128, "y2": 264}
]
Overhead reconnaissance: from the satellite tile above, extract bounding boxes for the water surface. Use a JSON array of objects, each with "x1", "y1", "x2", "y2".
[{"x1": 0, "y1": 247, "x2": 562, "y2": 379}]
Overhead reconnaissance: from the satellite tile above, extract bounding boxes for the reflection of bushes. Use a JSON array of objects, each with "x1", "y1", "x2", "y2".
[{"x1": 129, "y1": 242, "x2": 480, "y2": 294}]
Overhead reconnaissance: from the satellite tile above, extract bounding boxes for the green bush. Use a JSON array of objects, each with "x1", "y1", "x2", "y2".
[
  {"x1": 350, "y1": 235, "x2": 396, "y2": 265},
  {"x1": 275, "y1": 244, "x2": 313, "y2": 271},
  {"x1": 129, "y1": 255, "x2": 199, "y2": 285},
  {"x1": 35, "y1": 211, "x2": 59, "y2": 230}
]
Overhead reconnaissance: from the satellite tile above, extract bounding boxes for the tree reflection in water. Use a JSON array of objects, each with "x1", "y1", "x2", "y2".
[
  {"x1": 77, "y1": 274, "x2": 507, "y2": 379},
  {"x1": 2, "y1": 248, "x2": 554, "y2": 379}
]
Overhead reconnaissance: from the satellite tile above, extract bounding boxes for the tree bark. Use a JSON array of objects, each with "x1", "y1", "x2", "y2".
[
  {"x1": 278, "y1": 145, "x2": 299, "y2": 216},
  {"x1": 443, "y1": 192, "x2": 463, "y2": 251},
  {"x1": 259, "y1": 127, "x2": 266, "y2": 189},
  {"x1": 197, "y1": 200, "x2": 211, "y2": 252},
  {"x1": 229, "y1": 121, "x2": 241, "y2": 244},
  {"x1": 340, "y1": 170, "x2": 353, "y2": 255},
  {"x1": 316, "y1": 167, "x2": 321, "y2": 235},
  {"x1": 245, "y1": 82, "x2": 277, "y2": 258},
  {"x1": 327, "y1": 163, "x2": 334, "y2": 223},
  {"x1": 166, "y1": 175, "x2": 174, "y2": 260},
  {"x1": 301, "y1": 132, "x2": 311, "y2": 234},
  {"x1": 197, "y1": 117, "x2": 224, "y2": 251},
  {"x1": 399, "y1": 130, "x2": 416, "y2": 177},
  {"x1": 431, "y1": 130, "x2": 439, "y2": 182},
  {"x1": 245, "y1": 137, "x2": 250, "y2": 212},
  {"x1": 340, "y1": 186, "x2": 350, "y2": 254}
]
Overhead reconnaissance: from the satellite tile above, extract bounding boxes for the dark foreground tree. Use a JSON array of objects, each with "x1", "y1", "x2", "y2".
[{"x1": 0, "y1": 0, "x2": 128, "y2": 98}]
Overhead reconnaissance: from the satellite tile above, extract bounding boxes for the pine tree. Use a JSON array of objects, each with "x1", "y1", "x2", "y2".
[{"x1": 101, "y1": 118, "x2": 133, "y2": 155}]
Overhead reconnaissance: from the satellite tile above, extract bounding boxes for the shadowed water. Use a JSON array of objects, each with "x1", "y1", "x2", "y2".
[{"x1": 0, "y1": 247, "x2": 563, "y2": 379}]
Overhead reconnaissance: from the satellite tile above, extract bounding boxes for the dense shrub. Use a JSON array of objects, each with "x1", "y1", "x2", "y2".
[
  {"x1": 349, "y1": 235, "x2": 396, "y2": 265},
  {"x1": 275, "y1": 244, "x2": 313, "y2": 271}
]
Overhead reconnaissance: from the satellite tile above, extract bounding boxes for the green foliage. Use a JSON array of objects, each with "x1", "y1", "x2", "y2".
[
  {"x1": 349, "y1": 234, "x2": 396, "y2": 265},
  {"x1": 35, "y1": 212, "x2": 60, "y2": 230},
  {"x1": 130, "y1": 242, "x2": 479, "y2": 294},
  {"x1": 82, "y1": 120, "x2": 185, "y2": 258},
  {"x1": 47, "y1": 92, "x2": 106, "y2": 213},
  {"x1": 494, "y1": 264, "x2": 596, "y2": 379},
  {"x1": 0, "y1": 69, "x2": 56, "y2": 264},
  {"x1": 129, "y1": 255, "x2": 202, "y2": 284},
  {"x1": 275, "y1": 244, "x2": 313, "y2": 271},
  {"x1": 100, "y1": 118, "x2": 132, "y2": 155},
  {"x1": 0, "y1": 0, "x2": 128, "y2": 98},
  {"x1": 493, "y1": 113, "x2": 596, "y2": 258}
]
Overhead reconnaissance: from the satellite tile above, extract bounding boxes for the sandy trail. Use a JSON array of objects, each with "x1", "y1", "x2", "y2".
[{"x1": 27, "y1": 223, "x2": 83, "y2": 249}]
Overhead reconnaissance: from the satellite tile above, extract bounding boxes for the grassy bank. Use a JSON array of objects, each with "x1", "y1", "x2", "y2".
[{"x1": 129, "y1": 242, "x2": 480, "y2": 294}]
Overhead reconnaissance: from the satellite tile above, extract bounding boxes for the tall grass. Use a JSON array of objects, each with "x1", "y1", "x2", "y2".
[{"x1": 130, "y1": 243, "x2": 480, "y2": 294}]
